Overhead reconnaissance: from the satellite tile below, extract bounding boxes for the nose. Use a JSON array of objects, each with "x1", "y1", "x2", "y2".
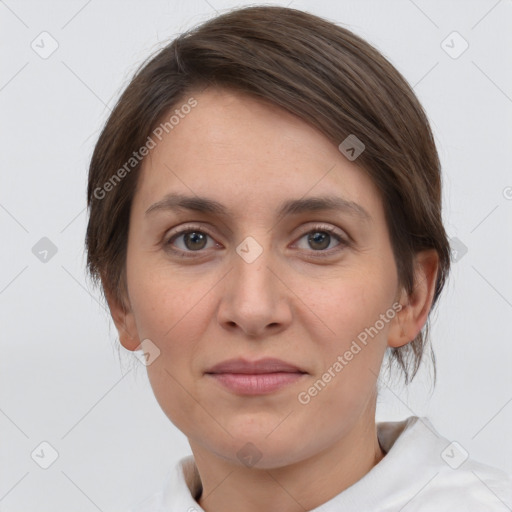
[{"x1": 216, "y1": 244, "x2": 293, "y2": 338}]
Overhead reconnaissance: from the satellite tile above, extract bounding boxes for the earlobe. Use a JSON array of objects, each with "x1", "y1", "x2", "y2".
[
  {"x1": 387, "y1": 293, "x2": 410, "y2": 349},
  {"x1": 387, "y1": 249, "x2": 439, "y2": 349},
  {"x1": 104, "y1": 288, "x2": 140, "y2": 352}
]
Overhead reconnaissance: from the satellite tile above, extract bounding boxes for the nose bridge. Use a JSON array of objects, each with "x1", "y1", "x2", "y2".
[
  {"x1": 232, "y1": 234, "x2": 277, "y2": 304},
  {"x1": 217, "y1": 232, "x2": 291, "y2": 336}
]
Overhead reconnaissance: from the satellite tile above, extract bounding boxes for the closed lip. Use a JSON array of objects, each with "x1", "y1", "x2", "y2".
[{"x1": 205, "y1": 357, "x2": 307, "y2": 374}]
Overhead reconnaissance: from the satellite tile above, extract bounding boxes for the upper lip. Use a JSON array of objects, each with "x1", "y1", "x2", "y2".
[{"x1": 205, "y1": 358, "x2": 306, "y2": 374}]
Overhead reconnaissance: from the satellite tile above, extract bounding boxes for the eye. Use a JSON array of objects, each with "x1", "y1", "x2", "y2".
[
  {"x1": 164, "y1": 225, "x2": 219, "y2": 257},
  {"x1": 163, "y1": 223, "x2": 349, "y2": 259},
  {"x1": 293, "y1": 225, "x2": 348, "y2": 255}
]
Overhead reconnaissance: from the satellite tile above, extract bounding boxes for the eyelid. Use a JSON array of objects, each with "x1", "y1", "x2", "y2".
[{"x1": 294, "y1": 222, "x2": 347, "y2": 239}]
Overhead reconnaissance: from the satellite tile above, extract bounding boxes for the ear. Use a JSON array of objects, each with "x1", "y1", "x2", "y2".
[
  {"x1": 104, "y1": 288, "x2": 141, "y2": 351},
  {"x1": 387, "y1": 249, "x2": 439, "y2": 349}
]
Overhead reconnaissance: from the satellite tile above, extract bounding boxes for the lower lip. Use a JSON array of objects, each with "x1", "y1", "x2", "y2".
[{"x1": 207, "y1": 372, "x2": 306, "y2": 395}]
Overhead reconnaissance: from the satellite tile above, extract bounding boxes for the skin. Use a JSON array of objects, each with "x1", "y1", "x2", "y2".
[{"x1": 107, "y1": 87, "x2": 439, "y2": 512}]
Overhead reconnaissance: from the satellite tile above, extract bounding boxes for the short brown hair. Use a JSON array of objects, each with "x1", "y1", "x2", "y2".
[{"x1": 85, "y1": 5, "x2": 451, "y2": 385}]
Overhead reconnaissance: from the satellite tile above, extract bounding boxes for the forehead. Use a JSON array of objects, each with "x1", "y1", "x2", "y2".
[{"x1": 133, "y1": 87, "x2": 382, "y2": 220}]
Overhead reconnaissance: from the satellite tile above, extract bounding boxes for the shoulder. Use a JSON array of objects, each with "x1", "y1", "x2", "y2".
[
  {"x1": 405, "y1": 464, "x2": 512, "y2": 511},
  {"x1": 372, "y1": 416, "x2": 512, "y2": 511},
  {"x1": 419, "y1": 458, "x2": 512, "y2": 511},
  {"x1": 387, "y1": 417, "x2": 512, "y2": 511}
]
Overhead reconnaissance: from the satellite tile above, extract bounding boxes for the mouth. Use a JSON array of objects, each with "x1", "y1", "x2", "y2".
[{"x1": 205, "y1": 357, "x2": 308, "y2": 395}]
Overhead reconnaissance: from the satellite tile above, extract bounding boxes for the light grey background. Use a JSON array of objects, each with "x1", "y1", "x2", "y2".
[{"x1": 1, "y1": 0, "x2": 511, "y2": 510}]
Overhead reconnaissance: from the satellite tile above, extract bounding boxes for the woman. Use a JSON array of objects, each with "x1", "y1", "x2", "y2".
[{"x1": 85, "y1": 5, "x2": 512, "y2": 511}]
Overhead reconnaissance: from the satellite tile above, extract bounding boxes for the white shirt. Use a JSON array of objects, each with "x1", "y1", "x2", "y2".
[{"x1": 127, "y1": 416, "x2": 512, "y2": 511}]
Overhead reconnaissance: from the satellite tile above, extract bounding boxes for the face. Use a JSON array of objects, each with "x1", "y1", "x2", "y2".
[{"x1": 119, "y1": 87, "x2": 407, "y2": 468}]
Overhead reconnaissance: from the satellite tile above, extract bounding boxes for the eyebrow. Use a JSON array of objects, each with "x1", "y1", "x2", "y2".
[{"x1": 145, "y1": 193, "x2": 371, "y2": 223}]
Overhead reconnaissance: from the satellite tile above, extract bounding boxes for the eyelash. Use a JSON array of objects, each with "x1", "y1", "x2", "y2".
[{"x1": 163, "y1": 223, "x2": 349, "y2": 259}]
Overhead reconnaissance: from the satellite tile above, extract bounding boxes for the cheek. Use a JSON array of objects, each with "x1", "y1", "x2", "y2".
[
  {"x1": 302, "y1": 268, "x2": 395, "y2": 384},
  {"x1": 306, "y1": 266, "x2": 392, "y2": 335},
  {"x1": 127, "y1": 259, "x2": 211, "y2": 341},
  {"x1": 295, "y1": 278, "x2": 391, "y2": 416},
  {"x1": 128, "y1": 274, "x2": 212, "y2": 432},
  {"x1": 127, "y1": 267, "x2": 215, "y2": 382}
]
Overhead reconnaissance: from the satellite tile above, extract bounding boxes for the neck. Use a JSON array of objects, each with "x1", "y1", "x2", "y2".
[{"x1": 191, "y1": 414, "x2": 385, "y2": 512}]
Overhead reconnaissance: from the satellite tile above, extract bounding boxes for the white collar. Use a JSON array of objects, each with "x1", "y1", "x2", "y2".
[{"x1": 149, "y1": 416, "x2": 512, "y2": 511}]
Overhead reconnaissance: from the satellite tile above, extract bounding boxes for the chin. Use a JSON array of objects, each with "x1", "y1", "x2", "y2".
[{"x1": 199, "y1": 427, "x2": 308, "y2": 470}]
